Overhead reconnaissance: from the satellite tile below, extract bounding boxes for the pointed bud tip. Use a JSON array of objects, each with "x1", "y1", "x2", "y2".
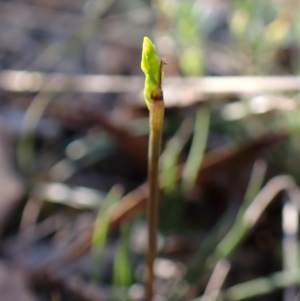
[{"x1": 143, "y1": 37, "x2": 151, "y2": 49}]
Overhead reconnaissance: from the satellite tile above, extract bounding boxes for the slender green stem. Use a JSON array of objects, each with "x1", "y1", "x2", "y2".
[
  {"x1": 145, "y1": 61, "x2": 164, "y2": 301},
  {"x1": 140, "y1": 38, "x2": 165, "y2": 301}
]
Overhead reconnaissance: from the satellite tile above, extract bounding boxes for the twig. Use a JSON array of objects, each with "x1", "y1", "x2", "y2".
[
  {"x1": 2, "y1": 71, "x2": 300, "y2": 104},
  {"x1": 202, "y1": 260, "x2": 231, "y2": 301}
]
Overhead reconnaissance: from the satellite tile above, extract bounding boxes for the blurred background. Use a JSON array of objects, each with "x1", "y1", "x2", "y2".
[{"x1": 1, "y1": 0, "x2": 300, "y2": 300}]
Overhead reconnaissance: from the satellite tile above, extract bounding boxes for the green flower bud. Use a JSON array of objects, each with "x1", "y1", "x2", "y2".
[{"x1": 141, "y1": 37, "x2": 161, "y2": 109}]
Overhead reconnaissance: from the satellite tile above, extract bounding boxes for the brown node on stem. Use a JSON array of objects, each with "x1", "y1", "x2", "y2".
[{"x1": 151, "y1": 59, "x2": 165, "y2": 102}]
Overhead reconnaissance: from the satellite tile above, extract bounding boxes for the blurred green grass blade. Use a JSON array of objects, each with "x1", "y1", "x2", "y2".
[
  {"x1": 242, "y1": 160, "x2": 267, "y2": 211},
  {"x1": 113, "y1": 221, "x2": 133, "y2": 301},
  {"x1": 181, "y1": 108, "x2": 210, "y2": 194},
  {"x1": 92, "y1": 212, "x2": 111, "y2": 283},
  {"x1": 92, "y1": 185, "x2": 123, "y2": 282},
  {"x1": 186, "y1": 161, "x2": 266, "y2": 283},
  {"x1": 160, "y1": 118, "x2": 193, "y2": 194},
  {"x1": 186, "y1": 204, "x2": 237, "y2": 283},
  {"x1": 192, "y1": 269, "x2": 300, "y2": 301},
  {"x1": 225, "y1": 269, "x2": 300, "y2": 301},
  {"x1": 214, "y1": 160, "x2": 266, "y2": 260},
  {"x1": 113, "y1": 225, "x2": 132, "y2": 287}
]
